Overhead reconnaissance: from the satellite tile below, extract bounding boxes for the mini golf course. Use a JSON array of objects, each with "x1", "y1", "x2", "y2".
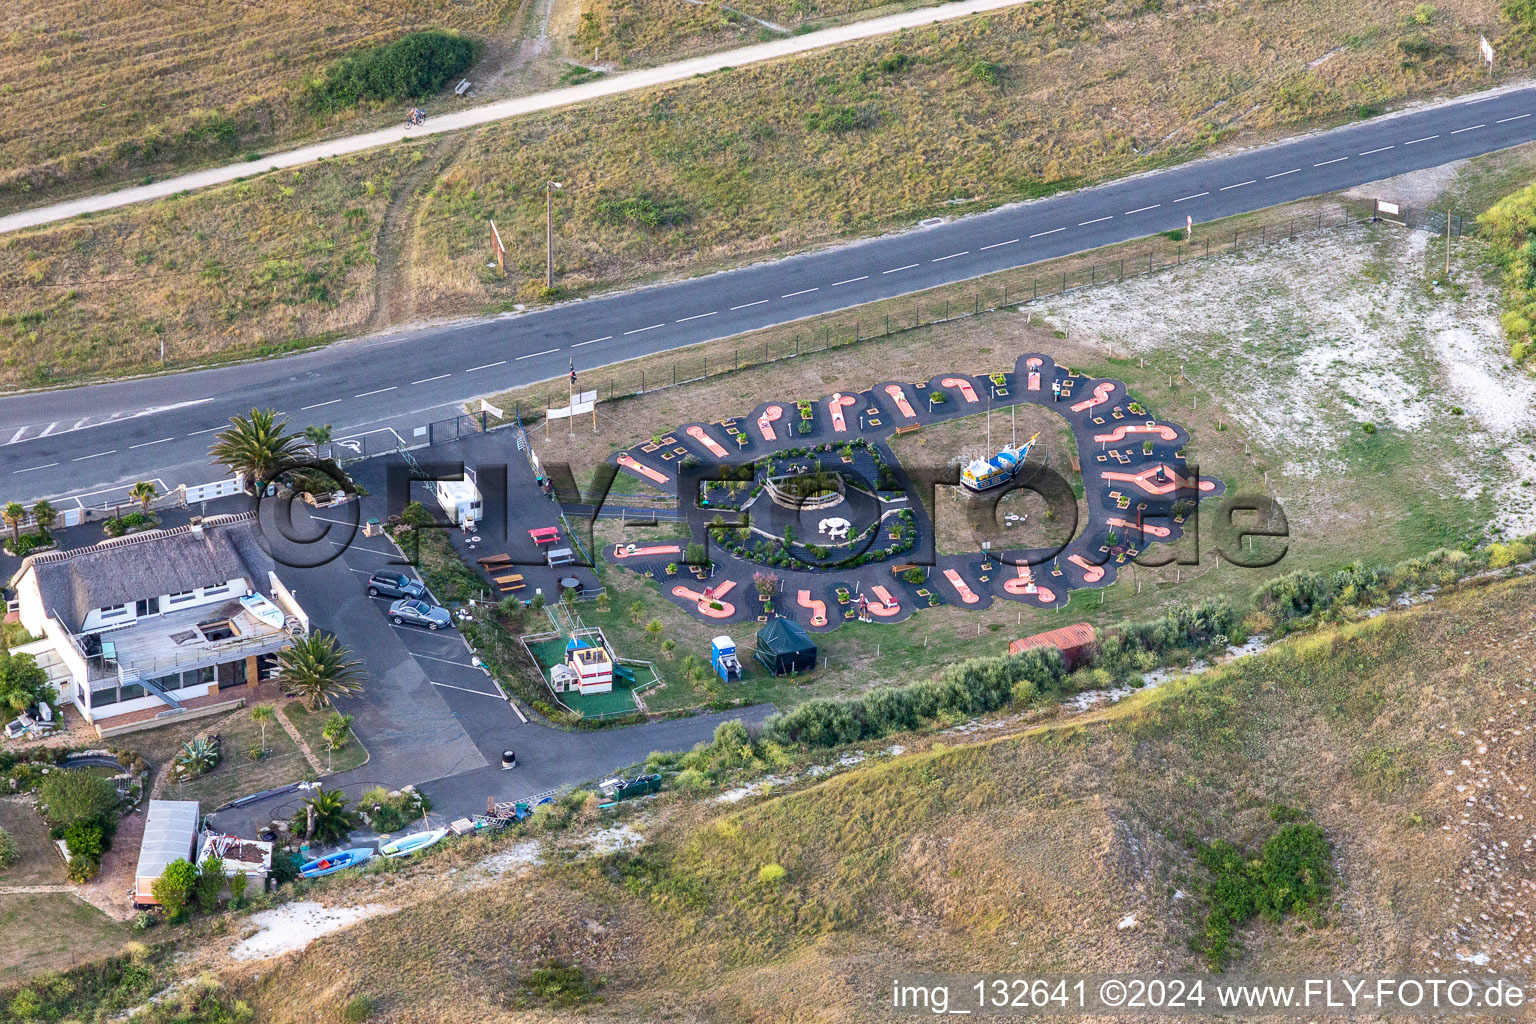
[{"x1": 599, "y1": 352, "x2": 1222, "y2": 633}]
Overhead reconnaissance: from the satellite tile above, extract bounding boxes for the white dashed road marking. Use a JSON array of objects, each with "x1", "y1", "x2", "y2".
[
  {"x1": 1265, "y1": 168, "x2": 1300, "y2": 179},
  {"x1": 730, "y1": 299, "x2": 769, "y2": 309},
  {"x1": 1497, "y1": 113, "x2": 1532, "y2": 124},
  {"x1": 1173, "y1": 192, "x2": 1208, "y2": 203},
  {"x1": 13, "y1": 463, "x2": 57, "y2": 474},
  {"x1": 1218, "y1": 180, "x2": 1256, "y2": 191},
  {"x1": 883, "y1": 264, "x2": 919, "y2": 274},
  {"x1": 781, "y1": 288, "x2": 819, "y2": 297},
  {"x1": 675, "y1": 312, "x2": 717, "y2": 322},
  {"x1": 128, "y1": 437, "x2": 173, "y2": 449},
  {"x1": 1029, "y1": 227, "x2": 1065, "y2": 237},
  {"x1": 1078, "y1": 216, "x2": 1112, "y2": 225},
  {"x1": 571, "y1": 336, "x2": 609, "y2": 347},
  {"x1": 410, "y1": 374, "x2": 451, "y2": 384},
  {"x1": 622, "y1": 324, "x2": 664, "y2": 335},
  {"x1": 186, "y1": 426, "x2": 223, "y2": 436},
  {"x1": 1451, "y1": 124, "x2": 1484, "y2": 134},
  {"x1": 831, "y1": 276, "x2": 868, "y2": 286},
  {"x1": 72, "y1": 450, "x2": 116, "y2": 461},
  {"x1": 1312, "y1": 157, "x2": 1347, "y2": 167},
  {"x1": 354, "y1": 387, "x2": 397, "y2": 397},
  {"x1": 1405, "y1": 135, "x2": 1438, "y2": 145},
  {"x1": 516, "y1": 348, "x2": 561, "y2": 358},
  {"x1": 465, "y1": 360, "x2": 506, "y2": 372},
  {"x1": 1124, "y1": 205, "x2": 1159, "y2": 215},
  {"x1": 1359, "y1": 145, "x2": 1394, "y2": 155},
  {"x1": 301, "y1": 399, "x2": 342, "y2": 410},
  {"x1": 979, "y1": 239, "x2": 1019, "y2": 250},
  {"x1": 932, "y1": 251, "x2": 968, "y2": 261}
]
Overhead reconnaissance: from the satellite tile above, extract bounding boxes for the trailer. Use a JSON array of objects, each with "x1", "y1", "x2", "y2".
[{"x1": 433, "y1": 473, "x2": 483, "y2": 526}]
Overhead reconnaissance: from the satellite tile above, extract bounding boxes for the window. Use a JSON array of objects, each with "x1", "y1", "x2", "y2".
[
  {"x1": 98, "y1": 604, "x2": 128, "y2": 619},
  {"x1": 203, "y1": 585, "x2": 229, "y2": 596},
  {"x1": 167, "y1": 590, "x2": 196, "y2": 604},
  {"x1": 152, "y1": 673, "x2": 180, "y2": 693},
  {"x1": 188, "y1": 665, "x2": 215, "y2": 687},
  {"x1": 135, "y1": 596, "x2": 160, "y2": 617},
  {"x1": 90, "y1": 683, "x2": 120, "y2": 707},
  {"x1": 119, "y1": 682, "x2": 145, "y2": 701}
]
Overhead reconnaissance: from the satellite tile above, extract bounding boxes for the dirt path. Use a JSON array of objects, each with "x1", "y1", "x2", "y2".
[
  {"x1": 272, "y1": 704, "x2": 326, "y2": 775},
  {"x1": 369, "y1": 135, "x2": 465, "y2": 331}
]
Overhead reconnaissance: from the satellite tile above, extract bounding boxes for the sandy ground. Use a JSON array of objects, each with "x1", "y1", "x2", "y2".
[
  {"x1": 1043, "y1": 216, "x2": 1536, "y2": 536},
  {"x1": 230, "y1": 901, "x2": 399, "y2": 961}
]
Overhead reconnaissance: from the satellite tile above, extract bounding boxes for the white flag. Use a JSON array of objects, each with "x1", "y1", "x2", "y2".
[{"x1": 1480, "y1": 35, "x2": 1495, "y2": 65}]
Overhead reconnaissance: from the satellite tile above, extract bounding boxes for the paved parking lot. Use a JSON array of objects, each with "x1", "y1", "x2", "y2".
[{"x1": 209, "y1": 473, "x2": 774, "y2": 835}]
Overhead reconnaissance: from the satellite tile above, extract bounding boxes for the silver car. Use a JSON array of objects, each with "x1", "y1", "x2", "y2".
[{"x1": 388, "y1": 598, "x2": 452, "y2": 630}]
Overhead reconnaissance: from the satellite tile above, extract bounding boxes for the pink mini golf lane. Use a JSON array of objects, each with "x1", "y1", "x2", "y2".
[
  {"x1": 1026, "y1": 356, "x2": 1043, "y2": 391},
  {"x1": 942, "y1": 569, "x2": 981, "y2": 603},
  {"x1": 940, "y1": 377, "x2": 979, "y2": 403},
  {"x1": 1102, "y1": 465, "x2": 1217, "y2": 495},
  {"x1": 884, "y1": 384, "x2": 917, "y2": 418},
  {"x1": 757, "y1": 405, "x2": 784, "y2": 441},
  {"x1": 1002, "y1": 565, "x2": 1056, "y2": 603},
  {"x1": 866, "y1": 584, "x2": 901, "y2": 617},
  {"x1": 1107, "y1": 516, "x2": 1171, "y2": 539},
  {"x1": 797, "y1": 589, "x2": 828, "y2": 626},
  {"x1": 1092, "y1": 423, "x2": 1179, "y2": 444},
  {"x1": 612, "y1": 543, "x2": 683, "y2": 560},
  {"x1": 828, "y1": 393, "x2": 857, "y2": 431},
  {"x1": 1070, "y1": 381, "x2": 1116, "y2": 412},
  {"x1": 616, "y1": 454, "x2": 669, "y2": 485},
  {"x1": 672, "y1": 579, "x2": 737, "y2": 618},
  {"x1": 686, "y1": 425, "x2": 729, "y2": 457},
  {"x1": 1066, "y1": 554, "x2": 1105, "y2": 583}
]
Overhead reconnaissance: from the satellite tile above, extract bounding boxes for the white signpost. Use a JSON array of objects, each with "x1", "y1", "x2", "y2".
[{"x1": 1480, "y1": 35, "x2": 1495, "y2": 73}]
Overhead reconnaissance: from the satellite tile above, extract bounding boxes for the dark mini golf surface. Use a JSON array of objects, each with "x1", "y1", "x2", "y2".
[{"x1": 601, "y1": 352, "x2": 1222, "y2": 634}]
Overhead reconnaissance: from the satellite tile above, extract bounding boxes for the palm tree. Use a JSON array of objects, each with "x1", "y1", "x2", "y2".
[
  {"x1": 129, "y1": 481, "x2": 156, "y2": 515},
  {"x1": 303, "y1": 424, "x2": 332, "y2": 450},
  {"x1": 276, "y1": 632, "x2": 364, "y2": 710},
  {"x1": 208, "y1": 409, "x2": 306, "y2": 491},
  {"x1": 251, "y1": 704, "x2": 276, "y2": 753},
  {"x1": 2, "y1": 502, "x2": 23, "y2": 547},
  {"x1": 293, "y1": 787, "x2": 354, "y2": 843},
  {"x1": 30, "y1": 500, "x2": 55, "y2": 535}
]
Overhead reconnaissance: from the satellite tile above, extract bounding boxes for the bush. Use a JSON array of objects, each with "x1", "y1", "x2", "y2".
[
  {"x1": 38, "y1": 770, "x2": 119, "y2": 832},
  {"x1": 229, "y1": 872, "x2": 249, "y2": 908},
  {"x1": 592, "y1": 192, "x2": 690, "y2": 228},
  {"x1": 151, "y1": 859, "x2": 198, "y2": 918},
  {"x1": 0, "y1": 827, "x2": 18, "y2": 870},
  {"x1": 341, "y1": 994, "x2": 378, "y2": 1022},
  {"x1": 758, "y1": 862, "x2": 787, "y2": 885},
  {"x1": 805, "y1": 104, "x2": 867, "y2": 132},
  {"x1": 357, "y1": 786, "x2": 431, "y2": 833},
  {"x1": 0, "y1": 650, "x2": 51, "y2": 717},
  {"x1": 307, "y1": 31, "x2": 481, "y2": 113},
  {"x1": 64, "y1": 822, "x2": 105, "y2": 861},
  {"x1": 1189, "y1": 821, "x2": 1332, "y2": 968},
  {"x1": 196, "y1": 856, "x2": 225, "y2": 914}
]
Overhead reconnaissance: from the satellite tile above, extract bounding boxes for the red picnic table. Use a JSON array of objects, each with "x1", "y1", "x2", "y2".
[{"x1": 529, "y1": 526, "x2": 561, "y2": 545}]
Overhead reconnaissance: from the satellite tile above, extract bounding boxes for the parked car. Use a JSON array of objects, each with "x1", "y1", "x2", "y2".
[
  {"x1": 389, "y1": 598, "x2": 452, "y2": 630},
  {"x1": 368, "y1": 570, "x2": 426, "y2": 600}
]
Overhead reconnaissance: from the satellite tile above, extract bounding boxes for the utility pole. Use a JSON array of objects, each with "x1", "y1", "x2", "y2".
[{"x1": 545, "y1": 181, "x2": 563, "y2": 290}]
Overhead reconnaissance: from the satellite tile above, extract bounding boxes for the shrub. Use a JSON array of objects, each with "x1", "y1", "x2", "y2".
[
  {"x1": 196, "y1": 856, "x2": 225, "y2": 913},
  {"x1": 514, "y1": 960, "x2": 597, "y2": 1008},
  {"x1": 64, "y1": 822, "x2": 105, "y2": 861},
  {"x1": 805, "y1": 104, "x2": 866, "y2": 132},
  {"x1": 966, "y1": 59, "x2": 1003, "y2": 85},
  {"x1": 152, "y1": 859, "x2": 198, "y2": 918},
  {"x1": 358, "y1": 786, "x2": 431, "y2": 833},
  {"x1": 341, "y1": 994, "x2": 378, "y2": 1022},
  {"x1": 0, "y1": 650, "x2": 51, "y2": 716},
  {"x1": 758, "y1": 862, "x2": 787, "y2": 884},
  {"x1": 0, "y1": 827, "x2": 18, "y2": 870},
  {"x1": 1189, "y1": 821, "x2": 1332, "y2": 968},
  {"x1": 38, "y1": 770, "x2": 118, "y2": 832},
  {"x1": 592, "y1": 192, "x2": 690, "y2": 228},
  {"x1": 229, "y1": 871, "x2": 249, "y2": 908},
  {"x1": 306, "y1": 31, "x2": 481, "y2": 112}
]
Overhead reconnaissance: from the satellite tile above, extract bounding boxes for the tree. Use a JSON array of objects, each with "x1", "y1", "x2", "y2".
[
  {"x1": 0, "y1": 650, "x2": 51, "y2": 716},
  {"x1": 129, "y1": 482, "x2": 156, "y2": 515},
  {"x1": 645, "y1": 618, "x2": 664, "y2": 640},
  {"x1": 152, "y1": 859, "x2": 198, "y2": 918},
  {"x1": 321, "y1": 711, "x2": 353, "y2": 752},
  {"x1": 629, "y1": 600, "x2": 646, "y2": 624},
  {"x1": 303, "y1": 424, "x2": 332, "y2": 450},
  {"x1": 38, "y1": 770, "x2": 118, "y2": 831},
  {"x1": 195, "y1": 856, "x2": 225, "y2": 914},
  {"x1": 208, "y1": 408, "x2": 306, "y2": 490},
  {"x1": 1, "y1": 502, "x2": 23, "y2": 546},
  {"x1": 293, "y1": 788, "x2": 355, "y2": 843},
  {"x1": 174, "y1": 737, "x2": 219, "y2": 778},
  {"x1": 29, "y1": 500, "x2": 55, "y2": 534},
  {"x1": 276, "y1": 632, "x2": 364, "y2": 710},
  {"x1": 251, "y1": 704, "x2": 276, "y2": 752}
]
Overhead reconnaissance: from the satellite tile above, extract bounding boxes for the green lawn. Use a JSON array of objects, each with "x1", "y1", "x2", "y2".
[
  {"x1": 0, "y1": 894, "x2": 131, "y2": 984},
  {"x1": 284, "y1": 701, "x2": 368, "y2": 775},
  {"x1": 129, "y1": 702, "x2": 314, "y2": 809},
  {"x1": 0, "y1": 801, "x2": 64, "y2": 887}
]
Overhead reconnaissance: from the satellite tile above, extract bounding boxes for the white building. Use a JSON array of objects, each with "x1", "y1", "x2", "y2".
[{"x1": 6, "y1": 513, "x2": 308, "y2": 737}]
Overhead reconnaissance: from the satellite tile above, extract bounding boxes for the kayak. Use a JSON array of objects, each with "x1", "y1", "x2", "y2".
[
  {"x1": 379, "y1": 828, "x2": 447, "y2": 858},
  {"x1": 299, "y1": 847, "x2": 373, "y2": 877}
]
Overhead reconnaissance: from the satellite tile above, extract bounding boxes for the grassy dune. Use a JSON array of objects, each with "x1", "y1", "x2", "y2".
[
  {"x1": 0, "y1": 0, "x2": 1510, "y2": 384},
  {"x1": 0, "y1": 0, "x2": 523, "y2": 210},
  {"x1": 212, "y1": 572, "x2": 1535, "y2": 1021}
]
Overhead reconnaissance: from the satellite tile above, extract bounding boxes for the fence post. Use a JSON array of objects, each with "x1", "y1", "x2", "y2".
[
  {"x1": 1062, "y1": 271, "x2": 1067, "y2": 293},
  {"x1": 1092, "y1": 264, "x2": 1096, "y2": 285},
  {"x1": 1003, "y1": 283, "x2": 1008, "y2": 306},
  {"x1": 674, "y1": 363, "x2": 677, "y2": 386},
  {"x1": 855, "y1": 321, "x2": 860, "y2": 342},
  {"x1": 640, "y1": 371, "x2": 644, "y2": 394},
  {"x1": 885, "y1": 313, "x2": 890, "y2": 335},
  {"x1": 1120, "y1": 258, "x2": 1124, "y2": 280},
  {"x1": 1032, "y1": 278, "x2": 1037, "y2": 300},
  {"x1": 944, "y1": 299, "x2": 949, "y2": 319}
]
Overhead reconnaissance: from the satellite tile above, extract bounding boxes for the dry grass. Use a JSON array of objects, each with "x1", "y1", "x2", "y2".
[
  {"x1": 0, "y1": 0, "x2": 528, "y2": 211},
  {"x1": 0, "y1": 0, "x2": 1513, "y2": 383},
  {"x1": 214, "y1": 574, "x2": 1536, "y2": 1021}
]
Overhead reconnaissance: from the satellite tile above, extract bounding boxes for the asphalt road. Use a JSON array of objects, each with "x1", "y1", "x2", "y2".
[{"x1": 3, "y1": 82, "x2": 1535, "y2": 505}]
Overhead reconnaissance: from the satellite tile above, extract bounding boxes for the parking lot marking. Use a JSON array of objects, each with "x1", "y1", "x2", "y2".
[
  {"x1": 413, "y1": 653, "x2": 479, "y2": 668},
  {"x1": 430, "y1": 680, "x2": 505, "y2": 699}
]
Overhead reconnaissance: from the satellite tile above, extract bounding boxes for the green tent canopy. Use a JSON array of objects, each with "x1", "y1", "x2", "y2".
[{"x1": 755, "y1": 617, "x2": 818, "y2": 675}]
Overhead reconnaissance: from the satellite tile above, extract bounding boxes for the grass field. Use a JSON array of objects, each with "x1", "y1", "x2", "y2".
[
  {"x1": 0, "y1": 0, "x2": 1516, "y2": 385},
  {"x1": 0, "y1": 0, "x2": 529, "y2": 212},
  {"x1": 0, "y1": 894, "x2": 131, "y2": 984},
  {"x1": 129, "y1": 701, "x2": 316, "y2": 809},
  {"x1": 212, "y1": 571, "x2": 1536, "y2": 1020}
]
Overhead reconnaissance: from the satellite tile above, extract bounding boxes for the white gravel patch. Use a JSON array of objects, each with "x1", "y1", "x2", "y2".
[{"x1": 230, "y1": 901, "x2": 398, "y2": 961}]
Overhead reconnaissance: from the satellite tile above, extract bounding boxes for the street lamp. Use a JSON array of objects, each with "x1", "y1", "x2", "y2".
[{"x1": 545, "y1": 181, "x2": 564, "y2": 290}]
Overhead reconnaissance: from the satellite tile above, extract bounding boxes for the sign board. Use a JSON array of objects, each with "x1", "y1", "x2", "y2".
[
  {"x1": 1374, "y1": 199, "x2": 1407, "y2": 224},
  {"x1": 480, "y1": 398, "x2": 505, "y2": 420},
  {"x1": 1480, "y1": 35, "x2": 1495, "y2": 68},
  {"x1": 546, "y1": 390, "x2": 597, "y2": 420},
  {"x1": 489, "y1": 220, "x2": 507, "y2": 276}
]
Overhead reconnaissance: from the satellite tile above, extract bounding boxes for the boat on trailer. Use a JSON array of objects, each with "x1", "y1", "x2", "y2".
[{"x1": 298, "y1": 847, "x2": 373, "y2": 877}]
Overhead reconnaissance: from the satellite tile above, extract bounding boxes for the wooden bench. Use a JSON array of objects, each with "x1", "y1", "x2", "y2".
[
  {"x1": 893, "y1": 424, "x2": 922, "y2": 436},
  {"x1": 477, "y1": 553, "x2": 512, "y2": 568},
  {"x1": 454, "y1": 79, "x2": 472, "y2": 96},
  {"x1": 494, "y1": 573, "x2": 525, "y2": 585}
]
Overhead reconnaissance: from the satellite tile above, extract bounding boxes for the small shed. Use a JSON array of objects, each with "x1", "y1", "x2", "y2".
[
  {"x1": 755, "y1": 618, "x2": 817, "y2": 676},
  {"x1": 134, "y1": 800, "x2": 201, "y2": 907},
  {"x1": 1008, "y1": 622, "x2": 1097, "y2": 669},
  {"x1": 198, "y1": 833, "x2": 273, "y2": 884}
]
